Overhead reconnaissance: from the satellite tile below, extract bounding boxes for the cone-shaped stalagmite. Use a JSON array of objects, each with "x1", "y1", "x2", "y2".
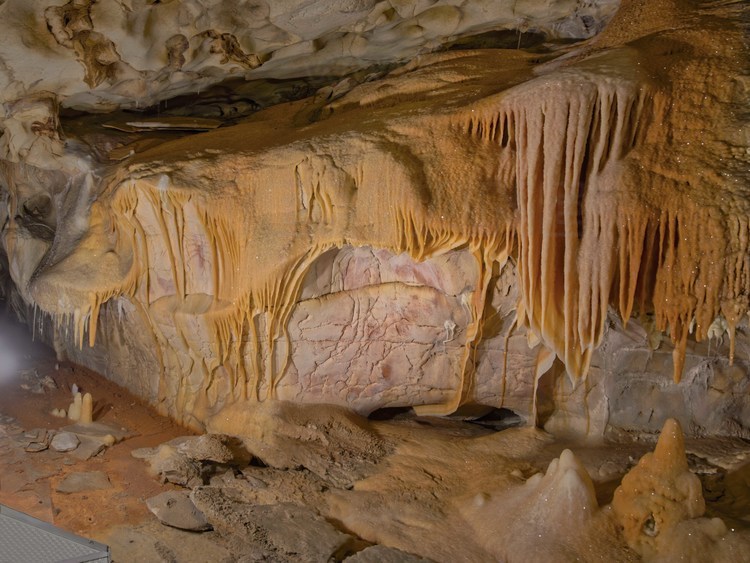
[{"x1": 612, "y1": 419, "x2": 705, "y2": 556}]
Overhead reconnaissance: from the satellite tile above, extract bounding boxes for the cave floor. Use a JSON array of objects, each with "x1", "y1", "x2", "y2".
[
  {"x1": 1, "y1": 311, "x2": 750, "y2": 562},
  {"x1": 0, "y1": 313, "x2": 195, "y2": 560}
]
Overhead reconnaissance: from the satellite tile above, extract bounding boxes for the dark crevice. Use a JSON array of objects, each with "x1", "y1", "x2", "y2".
[
  {"x1": 367, "y1": 406, "x2": 414, "y2": 421},
  {"x1": 468, "y1": 407, "x2": 524, "y2": 431},
  {"x1": 578, "y1": 146, "x2": 591, "y2": 241},
  {"x1": 443, "y1": 29, "x2": 549, "y2": 51}
]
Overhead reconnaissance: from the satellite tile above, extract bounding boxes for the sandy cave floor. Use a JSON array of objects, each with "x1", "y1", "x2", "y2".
[
  {"x1": 0, "y1": 312, "x2": 196, "y2": 558},
  {"x1": 1, "y1": 310, "x2": 750, "y2": 562}
]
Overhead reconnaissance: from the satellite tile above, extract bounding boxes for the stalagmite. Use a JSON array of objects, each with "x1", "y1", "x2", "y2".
[
  {"x1": 80, "y1": 392, "x2": 93, "y2": 424},
  {"x1": 612, "y1": 418, "x2": 705, "y2": 551},
  {"x1": 612, "y1": 418, "x2": 750, "y2": 561},
  {"x1": 462, "y1": 448, "x2": 605, "y2": 560},
  {"x1": 65, "y1": 390, "x2": 93, "y2": 423},
  {"x1": 68, "y1": 392, "x2": 82, "y2": 422}
]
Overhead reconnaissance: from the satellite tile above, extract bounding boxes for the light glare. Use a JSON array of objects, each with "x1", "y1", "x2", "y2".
[{"x1": 0, "y1": 333, "x2": 19, "y2": 383}]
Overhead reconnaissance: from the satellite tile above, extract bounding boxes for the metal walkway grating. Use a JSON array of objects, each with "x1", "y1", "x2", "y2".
[{"x1": 0, "y1": 504, "x2": 109, "y2": 563}]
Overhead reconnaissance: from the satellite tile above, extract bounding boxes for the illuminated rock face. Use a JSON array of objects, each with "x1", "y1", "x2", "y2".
[{"x1": 0, "y1": 0, "x2": 748, "y2": 433}]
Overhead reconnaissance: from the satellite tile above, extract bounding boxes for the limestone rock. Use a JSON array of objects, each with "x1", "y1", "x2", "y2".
[
  {"x1": 61, "y1": 421, "x2": 131, "y2": 459},
  {"x1": 146, "y1": 491, "x2": 212, "y2": 532},
  {"x1": 131, "y1": 443, "x2": 203, "y2": 488},
  {"x1": 612, "y1": 418, "x2": 705, "y2": 553},
  {"x1": 461, "y1": 449, "x2": 616, "y2": 562},
  {"x1": 19, "y1": 369, "x2": 56, "y2": 393},
  {"x1": 208, "y1": 401, "x2": 389, "y2": 489},
  {"x1": 612, "y1": 419, "x2": 704, "y2": 554},
  {"x1": 175, "y1": 433, "x2": 251, "y2": 466},
  {"x1": 50, "y1": 431, "x2": 80, "y2": 453},
  {"x1": 70, "y1": 436, "x2": 107, "y2": 461},
  {"x1": 542, "y1": 317, "x2": 750, "y2": 440},
  {"x1": 612, "y1": 419, "x2": 750, "y2": 560},
  {"x1": 0, "y1": 0, "x2": 615, "y2": 112},
  {"x1": 21, "y1": 428, "x2": 50, "y2": 452},
  {"x1": 64, "y1": 421, "x2": 131, "y2": 443},
  {"x1": 238, "y1": 471, "x2": 268, "y2": 490},
  {"x1": 0, "y1": 0, "x2": 747, "y2": 440},
  {"x1": 133, "y1": 434, "x2": 251, "y2": 487},
  {"x1": 101, "y1": 520, "x2": 234, "y2": 563}
]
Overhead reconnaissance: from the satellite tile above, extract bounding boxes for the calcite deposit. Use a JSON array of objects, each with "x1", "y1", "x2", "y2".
[
  {"x1": 0, "y1": 0, "x2": 748, "y2": 448},
  {"x1": 612, "y1": 419, "x2": 750, "y2": 561}
]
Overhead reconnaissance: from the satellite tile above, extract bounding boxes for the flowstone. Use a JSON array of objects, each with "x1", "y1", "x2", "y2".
[{"x1": 0, "y1": 0, "x2": 748, "y2": 439}]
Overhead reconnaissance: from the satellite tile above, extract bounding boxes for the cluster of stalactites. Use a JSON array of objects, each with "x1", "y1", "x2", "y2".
[{"x1": 465, "y1": 79, "x2": 748, "y2": 383}]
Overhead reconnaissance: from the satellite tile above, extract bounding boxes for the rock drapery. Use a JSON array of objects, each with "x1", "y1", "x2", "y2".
[{"x1": 0, "y1": 0, "x2": 748, "y2": 434}]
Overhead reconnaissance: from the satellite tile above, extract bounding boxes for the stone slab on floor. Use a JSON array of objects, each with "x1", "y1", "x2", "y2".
[
  {"x1": 146, "y1": 491, "x2": 212, "y2": 532},
  {"x1": 56, "y1": 471, "x2": 112, "y2": 494},
  {"x1": 50, "y1": 432, "x2": 80, "y2": 453},
  {"x1": 63, "y1": 421, "x2": 134, "y2": 443},
  {"x1": 191, "y1": 487, "x2": 355, "y2": 561}
]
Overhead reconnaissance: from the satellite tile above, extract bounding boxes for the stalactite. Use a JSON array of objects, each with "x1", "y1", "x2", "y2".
[{"x1": 463, "y1": 75, "x2": 749, "y2": 384}]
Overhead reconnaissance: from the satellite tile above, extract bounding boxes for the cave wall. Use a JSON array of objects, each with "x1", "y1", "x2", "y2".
[{"x1": 0, "y1": 0, "x2": 748, "y2": 436}]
